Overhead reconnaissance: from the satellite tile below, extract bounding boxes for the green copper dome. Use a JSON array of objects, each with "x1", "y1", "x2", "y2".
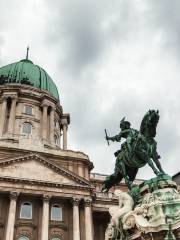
[{"x1": 0, "y1": 59, "x2": 59, "y2": 99}]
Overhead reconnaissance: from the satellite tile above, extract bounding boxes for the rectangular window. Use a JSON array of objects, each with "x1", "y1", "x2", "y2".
[
  {"x1": 24, "y1": 106, "x2": 33, "y2": 115},
  {"x1": 51, "y1": 204, "x2": 62, "y2": 221}
]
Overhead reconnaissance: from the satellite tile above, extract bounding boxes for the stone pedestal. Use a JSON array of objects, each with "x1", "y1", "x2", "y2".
[{"x1": 105, "y1": 175, "x2": 180, "y2": 240}]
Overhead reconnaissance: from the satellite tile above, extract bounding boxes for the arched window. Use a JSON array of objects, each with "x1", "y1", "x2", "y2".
[
  {"x1": 20, "y1": 202, "x2": 32, "y2": 219},
  {"x1": 22, "y1": 122, "x2": 32, "y2": 135},
  {"x1": 51, "y1": 204, "x2": 62, "y2": 221},
  {"x1": 52, "y1": 238, "x2": 61, "y2": 240},
  {"x1": 18, "y1": 237, "x2": 29, "y2": 240},
  {"x1": 54, "y1": 135, "x2": 60, "y2": 146},
  {"x1": 55, "y1": 120, "x2": 60, "y2": 129}
]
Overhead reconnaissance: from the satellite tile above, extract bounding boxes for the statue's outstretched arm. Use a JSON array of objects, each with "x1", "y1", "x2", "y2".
[{"x1": 107, "y1": 134, "x2": 121, "y2": 142}]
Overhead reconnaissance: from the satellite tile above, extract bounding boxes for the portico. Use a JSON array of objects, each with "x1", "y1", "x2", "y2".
[{"x1": 0, "y1": 153, "x2": 94, "y2": 240}]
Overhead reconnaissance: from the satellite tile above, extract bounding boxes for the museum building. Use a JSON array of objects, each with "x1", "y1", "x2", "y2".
[{"x1": 0, "y1": 56, "x2": 128, "y2": 240}]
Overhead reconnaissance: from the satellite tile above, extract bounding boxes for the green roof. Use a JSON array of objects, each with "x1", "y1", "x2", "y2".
[{"x1": 0, "y1": 59, "x2": 59, "y2": 99}]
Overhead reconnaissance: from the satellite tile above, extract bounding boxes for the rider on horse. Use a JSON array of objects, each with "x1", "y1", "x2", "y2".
[
  {"x1": 102, "y1": 110, "x2": 166, "y2": 192},
  {"x1": 106, "y1": 117, "x2": 138, "y2": 158}
]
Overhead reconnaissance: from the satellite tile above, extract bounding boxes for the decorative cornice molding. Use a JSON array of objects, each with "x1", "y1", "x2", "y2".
[{"x1": 0, "y1": 176, "x2": 92, "y2": 191}]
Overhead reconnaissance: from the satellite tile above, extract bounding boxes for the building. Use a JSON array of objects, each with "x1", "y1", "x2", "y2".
[{"x1": 0, "y1": 56, "x2": 123, "y2": 240}]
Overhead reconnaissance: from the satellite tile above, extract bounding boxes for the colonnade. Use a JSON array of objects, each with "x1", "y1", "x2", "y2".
[
  {"x1": 0, "y1": 95, "x2": 68, "y2": 150},
  {"x1": 4, "y1": 192, "x2": 93, "y2": 240},
  {"x1": 41, "y1": 100, "x2": 68, "y2": 150}
]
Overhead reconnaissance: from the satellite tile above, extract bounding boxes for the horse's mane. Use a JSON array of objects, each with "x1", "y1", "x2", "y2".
[
  {"x1": 140, "y1": 110, "x2": 159, "y2": 137},
  {"x1": 140, "y1": 112, "x2": 149, "y2": 135}
]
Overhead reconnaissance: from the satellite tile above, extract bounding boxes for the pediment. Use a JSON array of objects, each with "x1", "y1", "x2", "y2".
[{"x1": 0, "y1": 154, "x2": 90, "y2": 188}]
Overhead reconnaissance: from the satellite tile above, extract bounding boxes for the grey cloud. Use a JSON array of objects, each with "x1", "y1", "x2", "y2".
[
  {"x1": 45, "y1": 0, "x2": 140, "y2": 75},
  {"x1": 145, "y1": 0, "x2": 180, "y2": 56}
]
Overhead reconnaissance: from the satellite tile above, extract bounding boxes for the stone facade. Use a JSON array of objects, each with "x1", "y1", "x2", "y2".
[{"x1": 0, "y1": 83, "x2": 122, "y2": 240}]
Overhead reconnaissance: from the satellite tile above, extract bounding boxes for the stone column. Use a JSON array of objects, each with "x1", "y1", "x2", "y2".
[
  {"x1": 41, "y1": 195, "x2": 50, "y2": 240},
  {"x1": 78, "y1": 164, "x2": 84, "y2": 178},
  {"x1": 72, "y1": 198, "x2": 80, "y2": 240},
  {"x1": 49, "y1": 107, "x2": 55, "y2": 144},
  {"x1": 8, "y1": 97, "x2": 17, "y2": 135},
  {"x1": 5, "y1": 192, "x2": 18, "y2": 240},
  {"x1": 0, "y1": 96, "x2": 7, "y2": 136},
  {"x1": 41, "y1": 103, "x2": 48, "y2": 141},
  {"x1": 85, "y1": 198, "x2": 93, "y2": 240},
  {"x1": 62, "y1": 118, "x2": 68, "y2": 150}
]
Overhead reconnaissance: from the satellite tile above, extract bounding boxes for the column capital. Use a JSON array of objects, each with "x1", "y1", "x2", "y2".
[
  {"x1": 84, "y1": 198, "x2": 92, "y2": 207},
  {"x1": 61, "y1": 118, "x2": 68, "y2": 126},
  {"x1": 3, "y1": 93, "x2": 18, "y2": 100},
  {"x1": 1, "y1": 95, "x2": 8, "y2": 101},
  {"x1": 41, "y1": 99, "x2": 55, "y2": 109},
  {"x1": 10, "y1": 192, "x2": 19, "y2": 200},
  {"x1": 42, "y1": 194, "x2": 51, "y2": 202},
  {"x1": 72, "y1": 197, "x2": 81, "y2": 206}
]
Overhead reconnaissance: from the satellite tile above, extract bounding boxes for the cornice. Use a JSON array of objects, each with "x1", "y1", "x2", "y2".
[
  {"x1": 0, "y1": 153, "x2": 92, "y2": 187},
  {"x1": 0, "y1": 176, "x2": 93, "y2": 190},
  {"x1": 0, "y1": 145, "x2": 93, "y2": 168}
]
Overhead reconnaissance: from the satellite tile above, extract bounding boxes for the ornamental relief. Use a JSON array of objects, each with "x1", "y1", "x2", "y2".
[
  {"x1": 15, "y1": 226, "x2": 33, "y2": 239},
  {"x1": 49, "y1": 228, "x2": 64, "y2": 240}
]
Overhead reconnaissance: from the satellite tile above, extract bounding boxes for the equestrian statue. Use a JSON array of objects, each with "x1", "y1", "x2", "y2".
[{"x1": 102, "y1": 109, "x2": 166, "y2": 192}]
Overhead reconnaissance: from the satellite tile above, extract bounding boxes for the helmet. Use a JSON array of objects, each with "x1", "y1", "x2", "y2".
[{"x1": 120, "y1": 117, "x2": 131, "y2": 129}]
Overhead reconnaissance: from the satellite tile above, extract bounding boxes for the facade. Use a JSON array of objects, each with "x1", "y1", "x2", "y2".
[{"x1": 0, "y1": 57, "x2": 122, "y2": 240}]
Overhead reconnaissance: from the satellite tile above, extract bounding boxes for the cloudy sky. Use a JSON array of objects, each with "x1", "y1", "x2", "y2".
[{"x1": 0, "y1": 0, "x2": 180, "y2": 179}]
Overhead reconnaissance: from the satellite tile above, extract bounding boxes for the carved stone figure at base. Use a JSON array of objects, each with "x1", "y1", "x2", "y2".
[{"x1": 105, "y1": 175, "x2": 180, "y2": 240}]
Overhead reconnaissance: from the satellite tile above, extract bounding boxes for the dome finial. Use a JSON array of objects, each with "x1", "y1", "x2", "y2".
[{"x1": 26, "y1": 46, "x2": 29, "y2": 60}]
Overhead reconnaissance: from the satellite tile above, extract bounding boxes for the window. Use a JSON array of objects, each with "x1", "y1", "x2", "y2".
[
  {"x1": 51, "y1": 204, "x2": 62, "y2": 221},
  {"x1": 54, "y1": 135, "x2": 60, "y2": 145},
  {"x1": 18, "y1": 237, "x2": 29, "y2": 240},
  {"x1": 52, "y1": 238, "x2": 61, "y2": 240},
  {"x1": 55, "y1": 120, "x2": 60, "y2": 129},
  {"x1": 20, "y1": 202, "x2": 32, "y2": 219},
  {"x1": 24, "y1": 106, "x2": 33, "y2": 115},
  {"x1": 22, "y1": 122, "x2": 32, "y2": 135}
]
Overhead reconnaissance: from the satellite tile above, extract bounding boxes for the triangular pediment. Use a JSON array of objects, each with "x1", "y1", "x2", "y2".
[{"x1": 0, "y1": 154, "x2": 91, "y2": 188}]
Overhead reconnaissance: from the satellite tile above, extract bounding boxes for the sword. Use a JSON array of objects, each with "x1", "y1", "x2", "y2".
[{"x1": 104, "y1": 129, "x2": 110, "y2": 146}]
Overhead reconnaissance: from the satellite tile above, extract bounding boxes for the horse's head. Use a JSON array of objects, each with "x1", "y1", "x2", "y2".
[{"x1": 140, "y1": 109, "x2": 159, "y2": 137}]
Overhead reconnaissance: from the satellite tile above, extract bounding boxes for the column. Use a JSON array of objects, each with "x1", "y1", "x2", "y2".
[
  {"x1": 0, "y1": 96, "x2": 7, "y2": 136},
  {"x1": 5, "y1": 192, "x2": 18, "y2": 240},
  {"x1": 8, "y1": 97, "x2": 17, "y2": 135},
  {"x1": 85, "y1": 198, "x2": 93, "y2": 240},
  {"x1": 62, "y1": 123, "x2": 67, "y2": 150},
  {"x1": 42, "y1": 104, "x2": 48, "y2": 140},
  {"x1": 41, "y1": 195, "x2": 50, "y2": 240},
  {"x1": 73, "y1": 198, "x2": 80, "y2": 240},
  {"x1": 49, "y1": 107, "x2": 55, "y2": 144},
  {"x1": 78, "y1": 164, "x2": 84, "y2": 177}
]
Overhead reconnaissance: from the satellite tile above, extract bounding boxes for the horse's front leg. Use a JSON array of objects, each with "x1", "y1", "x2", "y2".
[
  {"x1": 146, "y1": 157, "x2": 160, "y2": 176},
  {"x1": 153, "y1": 152, "x2": 166, "y2": 175}
]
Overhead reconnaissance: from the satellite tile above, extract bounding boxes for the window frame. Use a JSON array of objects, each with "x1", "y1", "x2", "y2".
[
  {"x1": 20, "y1": 202, "x2": 32, "y2": 220},
  {"x1": 22, "y1": 122, "x2": 32, "y2": 135},
  {"x1": 51, "y1": 204, "x2": 63, "y2": 221},
  {"x1": 24, "y1": 105, "x2": 33, "y2": 116}
]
